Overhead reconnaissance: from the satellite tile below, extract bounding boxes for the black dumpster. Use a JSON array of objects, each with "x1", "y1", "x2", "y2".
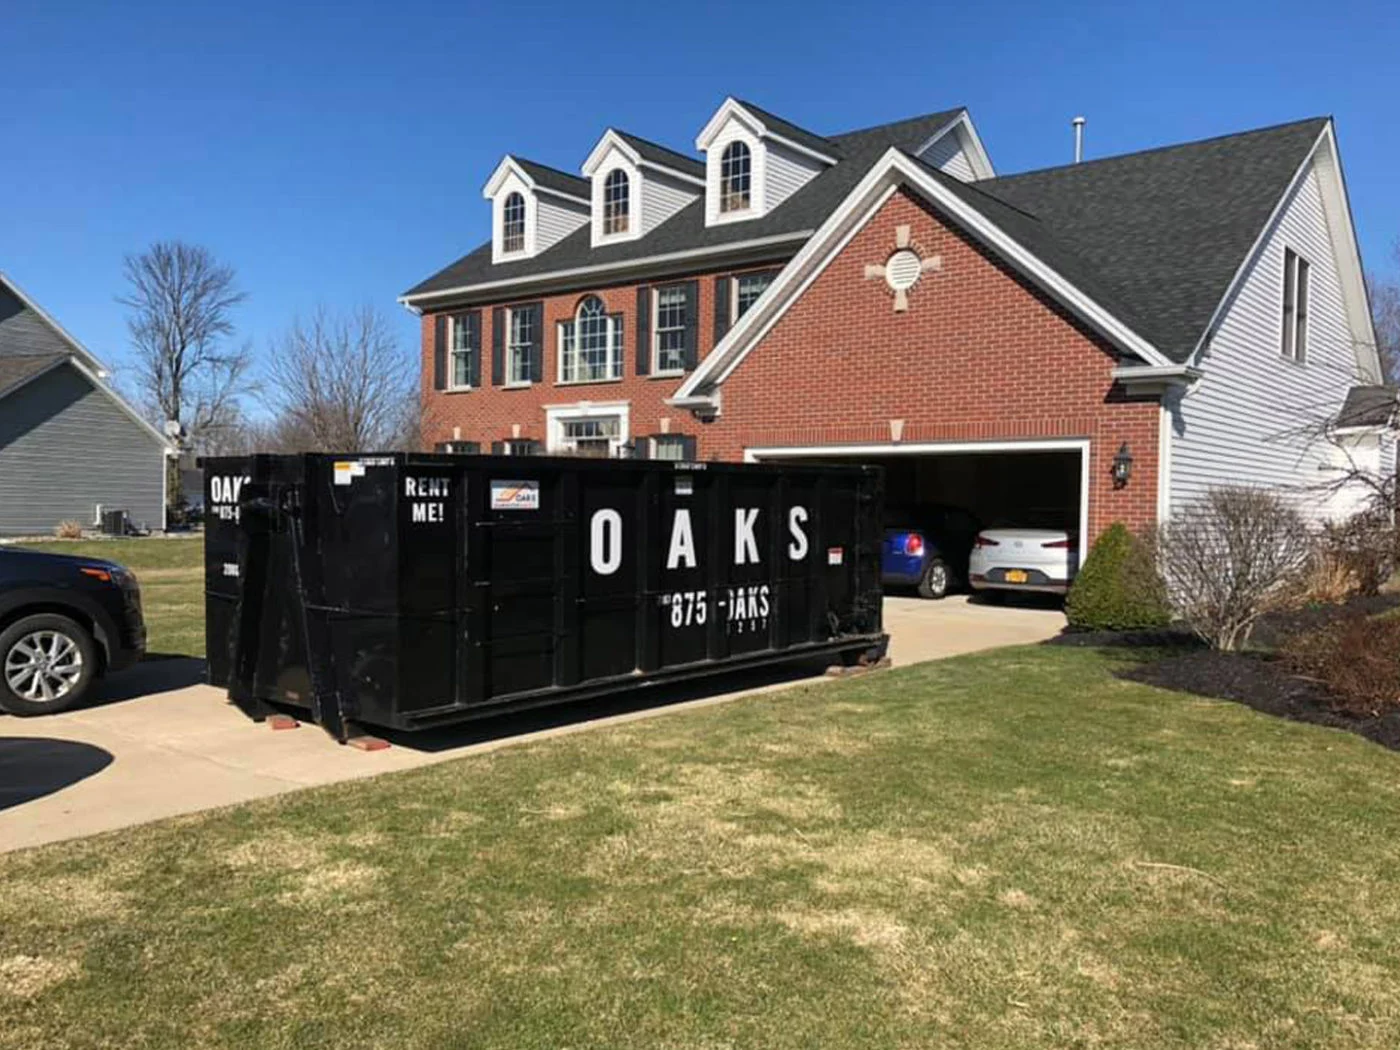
[{"x1": 203, "y1": 453, "x2": 886, "y2": 740}]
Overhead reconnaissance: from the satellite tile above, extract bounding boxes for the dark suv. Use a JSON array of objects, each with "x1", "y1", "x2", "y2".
[{"x1": 0, "y1": 547, "x2": 146, "y2": 715}]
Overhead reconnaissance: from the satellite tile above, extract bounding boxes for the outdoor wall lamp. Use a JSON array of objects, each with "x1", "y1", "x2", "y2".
[{"x1": 1111, "y1": 442, "x2": 1134, "y2": 488}]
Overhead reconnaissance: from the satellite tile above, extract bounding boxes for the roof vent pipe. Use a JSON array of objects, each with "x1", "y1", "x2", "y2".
[{"x1": 1072, "y1": 116, "x2": 1086, "y2": 164}]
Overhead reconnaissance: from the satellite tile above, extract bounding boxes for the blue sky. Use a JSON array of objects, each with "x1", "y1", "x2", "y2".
[{"x1": 3, "y1": 0, "x2": 1397, "y2": 394}]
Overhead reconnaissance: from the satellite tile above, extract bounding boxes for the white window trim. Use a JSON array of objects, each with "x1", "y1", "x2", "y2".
[
  {"x1": 447, "y1": 314, "x2": 476, "y2": 391},
  {"x1": 730, "y1": 271, "x2": 775, "y2": 325},
  {"x1": 651, "y1": 285, "x2": 689, "y2": 377},
  {"x1": 545, "y1": 401, "x2": 631, "y2": 456},
  {"x1": 556, "y1": 300, "x2": 624, "y2": 386},
  {"x1": 489, "y1": 172, "x2": 537, "y2": 263},
  {"x1": 706, "y1": 123, "x2": 765, "y2": 227},
  {"x1": 504, "y1": 306, "x2": 536, "y2": 386},
  {"x1": 1280, "y1": 245, "x2": 1310, "y2": 366},
  {"x1": 590, "y1": 149, "x2": 644, "y2": 247}
]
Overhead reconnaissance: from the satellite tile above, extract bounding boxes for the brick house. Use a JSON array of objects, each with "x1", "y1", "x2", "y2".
[{"x1": 401, "y1": 99, "x2": 1394, "y2": 562}]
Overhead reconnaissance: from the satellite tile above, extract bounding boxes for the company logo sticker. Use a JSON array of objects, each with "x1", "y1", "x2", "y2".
[{"x1": 491, "y1": 480, "x2": 540, "y2": 510}]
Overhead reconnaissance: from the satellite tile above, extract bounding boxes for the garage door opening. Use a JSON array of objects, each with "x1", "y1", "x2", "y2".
[{"x1": 746, "y1": 441, "x2": 1089, "y2": 564}]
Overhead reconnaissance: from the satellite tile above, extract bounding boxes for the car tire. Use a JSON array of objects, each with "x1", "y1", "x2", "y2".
[
  {"x1": 0, "y1": 614, "x2": 99, "y2": 716},
  {"x1": 917, "y1": 558, "x2": 951, "y2": 600}
]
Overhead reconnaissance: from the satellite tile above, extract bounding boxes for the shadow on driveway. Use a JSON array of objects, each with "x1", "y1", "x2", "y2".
[
  {"x1": 376, "y1": 657, "x2": 836, "y2": 755},
  {"x1": 0, "y1": 738, "x2": 114, "y2": 811},
  {"x1": 83, "y1": 655, "x2": 207, "y2": 708}
]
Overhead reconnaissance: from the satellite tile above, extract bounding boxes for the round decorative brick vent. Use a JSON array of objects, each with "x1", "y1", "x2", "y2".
[{"x1": 884, "y1": 249, "x2": 923, "y2": 292}]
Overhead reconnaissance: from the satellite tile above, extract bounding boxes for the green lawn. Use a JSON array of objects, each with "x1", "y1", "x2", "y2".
[
  {"x1": 3, "y1": 642, "x2": 1399, "y2": 1048},
  {"x1": 16, "y1": 537, "x2": 204, "y2": 658}
]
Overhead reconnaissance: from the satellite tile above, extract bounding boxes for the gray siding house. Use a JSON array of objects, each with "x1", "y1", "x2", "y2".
[{"x1": 0, "y1": 272, "x2": 169, "y2": 535}]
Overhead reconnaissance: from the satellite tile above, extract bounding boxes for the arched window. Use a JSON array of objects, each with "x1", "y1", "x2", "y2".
[
  {"x1": 603, "y1": 169, "x2": 630, "y2": 235},
  {"x1": 719, "y1": 141, "x2": 751, "y2": 213},
  {"x1": 502, "y1": 192, "x2": 526, "y2": 253},
  {"x1": 558, "y1": 295, "x2": 623, "y2": 383}
]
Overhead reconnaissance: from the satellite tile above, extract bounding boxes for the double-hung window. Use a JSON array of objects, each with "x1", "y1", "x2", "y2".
[
  {"x1": 653, "y1": 285, "x2": 689, "y2": 374},
  {"x1": 720, "y1": 141, "x2": 752, "y2": 214},
  {"x1": 559, "y1": 296, "x2": 623, "y2": 383},
  {"x1": 650, "y1": 435, "x2": 694, "y2": 461},
  {"x1": 733, "y1": 271, "x2": 775, "y2": 321},
  {"x1": 449, "y1": 313, "x2": 477, "y2": 389},
  {"x1": 501, "y1": 192, "x2": 526, "y2": 254},
  {"x1": 561, "y1": 417, "x2": 621, "y2": 458},
  {"x1": 507, "y1": 306, "x2": 536, "y2": 384},
  {"x1": 1282, "y1": 247, "x2": 1310, "y2": 364}
]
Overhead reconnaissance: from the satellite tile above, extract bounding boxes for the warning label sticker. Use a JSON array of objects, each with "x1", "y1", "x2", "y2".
[
  {"x1": 333, "y1": 461, "x2": 366, "y2": 486},
  {"x1": 491, "y1": 480, "x2": 540, "y2": 510}
]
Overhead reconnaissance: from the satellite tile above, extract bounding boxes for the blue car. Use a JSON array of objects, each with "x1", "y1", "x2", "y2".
[{"x1": 881, "y1": 505, "x2": 983, "y2": 599}]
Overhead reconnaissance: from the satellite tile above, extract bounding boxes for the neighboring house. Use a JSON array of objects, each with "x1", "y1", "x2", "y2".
[
  {"x1": 0, "y1": 272, "x2": 169, "y2": 535},
  {"x1": 401, "y1": 99, "x2": 1394, "y2": 560}
]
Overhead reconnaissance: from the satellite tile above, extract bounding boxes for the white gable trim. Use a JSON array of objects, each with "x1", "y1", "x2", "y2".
[
  {"x1": 695, "y1": 97, "x2": 837, "y2": 166},
  {"x1": 0, "y1": 272, "x2": 110, "y2": 375},
  {"x1": 481, "y1": 156, "x2": 589, "y2": 205},
  {"x1": 583, "y1": 129, "x2": 704, "y2": 187},
  {"x1": 1188, "y1": 121, "x2": 1379, "y2": 380},
  {"x1": 914, "y1": 111, "x2": 996, "y2": 180},
  {"x1": 672, "y1": 148, "x2": 1172, "y2": 405}
]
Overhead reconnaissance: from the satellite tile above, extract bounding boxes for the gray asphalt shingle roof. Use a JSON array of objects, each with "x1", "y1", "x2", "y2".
[
  {"x1": 1339, "y1": 384, "x2": 1399, "y2": 427},
  {"x1": 0, "y1": 353, "x2": 64, "y2": 399},
  {"x1": 406, "y1": 109, "x2": 1328, "y2": 368},
  {"x1": 514, "y1": 158, "x2": 589, "y2": 199},
  {"x1": 732, "y1": 100, "x2": 839, "y2": 158},
  {"x1": 404, "y1": 107, "x2": 965, "y2": 299},
  {"x1": 613, "y1": 131, "x2": 706, "y2": 180}
]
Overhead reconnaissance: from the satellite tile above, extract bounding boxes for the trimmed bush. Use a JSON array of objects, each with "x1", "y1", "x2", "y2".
[
  {"x1": 1282, "y1": 614, "x2": 1400, "y2": 717},
  {"x1": 1065, "y1": 522, "x2": 1170, "y2": 631},
  {"x1": 54, "y1": 520, "x2": 84, "y2": 539}
]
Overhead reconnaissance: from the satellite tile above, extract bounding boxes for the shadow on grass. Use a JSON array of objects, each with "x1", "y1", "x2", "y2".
[
  {"x1": 0, "y1": 737, "x2": 114, "y2": 810},
  {"x1": 372, "y1": 657, "x2": 837, "y2": 754}
]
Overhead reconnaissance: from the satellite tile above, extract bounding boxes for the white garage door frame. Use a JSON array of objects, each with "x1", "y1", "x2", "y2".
[{"x1": 744, "y1": 438, "x2": 1092, "y2": 565}]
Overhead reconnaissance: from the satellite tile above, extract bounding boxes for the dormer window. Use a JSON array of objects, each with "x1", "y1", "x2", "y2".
[
  {"x1": 720, "y1": 142, "x2": 751, "y2": 213},
  {"x1": 502, "y1": 192, "x2": 527, "y2": 253},
  {"x1": 603, "y1": 169, "x2": 630, "y2": 235}
]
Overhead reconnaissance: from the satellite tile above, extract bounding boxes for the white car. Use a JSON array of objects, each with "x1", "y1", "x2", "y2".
[{"x1": 967, "y1": 527, "x2": 1079, "y2": 596}]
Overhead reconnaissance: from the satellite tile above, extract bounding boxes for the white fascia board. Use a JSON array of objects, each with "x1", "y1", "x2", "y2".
[
  {"x1": 582, "y1": 130, "x2": 639, "y2": 177},
  {"x1": 695, "y1": 97, "x2": 836, "y2": 165},
  {"x1": 66, "y1": 356, "x2": 174, "y2": 451},
  {"x1": 397, "y1": 230, "x2": 812, "y2": 305},
  {"x1": 1188, "y1": 122, "x2": 1379, "y2": 379},
  {"x1": 674, "y1": 148, "x2": 1171, "y2": 403},
  {"x1": 482, "y1": 156, "x2": 588, "y2": 206},
  {"x1": 914, "y1": 110, "x2": 996, "y2": 180},
  {"x1": 0, "y1": 272, "x2": 110, "y2": 375}
]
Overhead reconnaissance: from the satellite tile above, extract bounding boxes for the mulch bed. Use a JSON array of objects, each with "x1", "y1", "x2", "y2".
[{"x1": 1053, "y1": 594, "x2": 1400, "y2": 752}]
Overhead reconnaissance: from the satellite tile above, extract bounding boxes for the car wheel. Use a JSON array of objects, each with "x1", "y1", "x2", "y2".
[
  {"x1": 0, "y1": 614, "x2": 99, "y2": 716},
  {"x1": 917, "y1": 558, "x2": 951, "y2": 599}
]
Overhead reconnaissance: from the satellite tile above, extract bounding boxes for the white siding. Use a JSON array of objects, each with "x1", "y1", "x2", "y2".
[
  {"x1": 536, "y1": 195, "x2": 588, "y2": 252},
  {"x1": 764, "y1": 141, "x2": 823, "y2": 210},
  {"x1": 641, "y1": 170, "x2": 699, "y2": 234},
  {"x1": 919, "y1": 129, "x2": 977, "y2": 182},
  {"x1": 1169, "y1": 159, "x2": 1372, "y2": 521}
]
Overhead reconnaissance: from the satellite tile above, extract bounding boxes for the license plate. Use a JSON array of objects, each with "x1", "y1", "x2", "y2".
[{"x1": 1004, "y1": 570, "x2": 1029, "y2": 584}]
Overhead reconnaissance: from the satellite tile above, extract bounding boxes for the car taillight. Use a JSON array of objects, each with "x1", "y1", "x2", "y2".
[
  {"x1": 904, "y1": 534, "x2": 924, "y2": 556},
  {"x1": 1041, "y1": 539, "x2": 1072, "y2": 549},
  {"x1": 974, "y1": 536, "x2": 1000, "y2": 548}
]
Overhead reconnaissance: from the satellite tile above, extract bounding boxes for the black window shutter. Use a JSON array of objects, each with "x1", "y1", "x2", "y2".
[
  {"x1": 713, "y1": 276, "x2": 730, "y2": 345},
  {"x1": 433, "y1": 315, "x2": 447, "y2": 390},
  {"x1": 633, "y1": 436, "x2": 651, "y2": 459},
  {"x1": 526, "y1": 302, "x2": 543, "y2": 383},
  {"x1": 491, "y1": 307, "x2": 505, "y2": 386},
  {"x1": 682, "y1": 280, "x2": 700, "y2": 370},
  {"x1": 491, "y1": 440, "x2": 504, "y2": 454},
  {"x1": 680, "y1": 435, "x2": 698, "y2": 461},
  {"x1": 467, "y1": 311, "x2": 482, "y2": 388},
  {"x1": 635, "y1": 287, "x2": 651, "y2": 375}
]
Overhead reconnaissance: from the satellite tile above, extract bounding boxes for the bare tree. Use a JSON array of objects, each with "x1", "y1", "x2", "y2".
[
  {"x1": 1368, "y1": 245, "x2": 1400, "y2": 384},
  {"x1": 262, "y1": 307, "x2": 419, "y2": 452},
  {"x1": 1156, "y1": 487, "x2": 1313, "y2": 651},
  {"x1": 118, "y1": 241, "x2": 252, "y2": 450}
]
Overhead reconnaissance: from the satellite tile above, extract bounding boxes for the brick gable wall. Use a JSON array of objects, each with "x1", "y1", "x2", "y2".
[{"x1": 701, "y1": 189, "x2": 1161, "y2": 536}]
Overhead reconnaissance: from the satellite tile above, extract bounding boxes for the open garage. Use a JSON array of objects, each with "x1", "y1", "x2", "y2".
[{"x1": 745, "y1": 440, "x2": 1090, "y2": 565}]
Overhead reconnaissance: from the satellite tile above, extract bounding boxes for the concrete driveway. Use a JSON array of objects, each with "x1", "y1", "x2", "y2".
[{"x1": 0, "y1": 595, "x2": 1064, "y2": 852}]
